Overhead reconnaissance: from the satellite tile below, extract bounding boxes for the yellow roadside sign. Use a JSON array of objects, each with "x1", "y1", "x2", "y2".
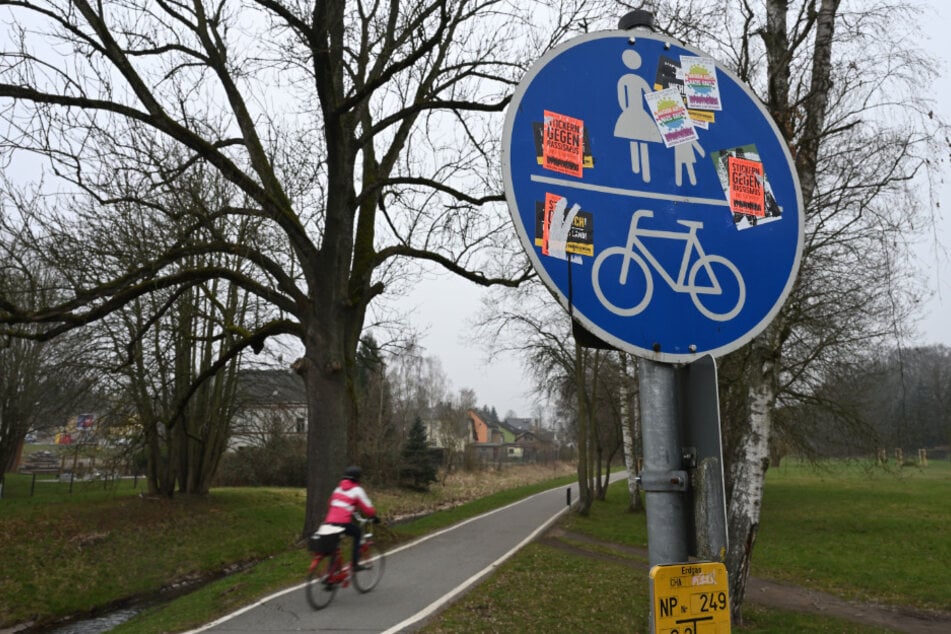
[{"x1": 649, "y1": 562, "x2": 731, "y2": 634}]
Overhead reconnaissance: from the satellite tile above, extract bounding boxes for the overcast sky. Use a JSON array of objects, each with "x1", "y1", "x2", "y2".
[
  {"x1": 914, "y1": 0, "x2": 951, "y2": 347},
  {"x1": 406, "y1": 1, "x2": 951, "y2": 419}
]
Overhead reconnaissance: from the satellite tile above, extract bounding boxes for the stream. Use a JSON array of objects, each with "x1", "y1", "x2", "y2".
[{"x1": 44, "y1": 610, "x2": 139, "y2": 634}]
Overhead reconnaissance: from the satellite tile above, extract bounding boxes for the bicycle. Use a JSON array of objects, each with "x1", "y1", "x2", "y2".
[
  {"x1": 305, "y1": 513, "x2": 385, "y2": 610},
  {"x1": 592, "y1": 209, "x2": 746, "y2": 321}
]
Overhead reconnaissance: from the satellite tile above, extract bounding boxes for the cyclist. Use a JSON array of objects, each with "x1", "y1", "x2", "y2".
[{"x1": 323, "y1": 465, "x2": 378, "y2": 570}]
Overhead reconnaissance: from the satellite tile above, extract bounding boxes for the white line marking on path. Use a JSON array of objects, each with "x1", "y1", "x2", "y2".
[
  {"x1": 384, "y1": 472, "x2": 627, "y2": 633},
  {"x1": 380, "y1": 493, "x2": 573, "y2": 634},
  {"x1": 181, "y1": 484, "x2": 578, "y2": 634}
]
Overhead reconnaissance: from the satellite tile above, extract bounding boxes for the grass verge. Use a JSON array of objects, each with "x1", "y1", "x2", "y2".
[
  {"x1": 0, "y1": 481, "x2": 305, "y2": 629},
  {"x1": 4, "y1": 460, "x2": 949, "y2": 633},
  {"x1": 755, "y1": 459, "x2": 951, "y2": 609},
  {"x1": 421, "y1": 463, "x2": 927, "y2": 633},
  {"x1": 0, "y1": 464, "x2": 576, "y2": 632}
]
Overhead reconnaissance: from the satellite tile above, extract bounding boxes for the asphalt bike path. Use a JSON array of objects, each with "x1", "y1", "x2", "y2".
[{"x1": 186, "y1": 474, "x2": 625, "y2": 634}]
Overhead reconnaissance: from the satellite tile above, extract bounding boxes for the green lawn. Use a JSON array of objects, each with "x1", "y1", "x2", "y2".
[
  {"x1": 754, "y1": 459, "x2": 951, "y2": 609},
  {"x1": 0, "y1": 477, "x2": 305, "y2": 628},
  {"x1": 424, "y1": 460, "x2": 951, "y2": 633},
  {"x1": 2, "y1": 460, "x2": 949, "y2": 633}
]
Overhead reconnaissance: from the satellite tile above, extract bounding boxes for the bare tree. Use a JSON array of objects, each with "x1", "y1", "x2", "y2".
[
  {"x1": 654, "y1": 0, "x2": 947, "y2": 621},
  {"x1": 480, "y1": 278, "x2": 630, "y2": 513},
  {"x1": 0, "y1": 1, "x2": 615, "y2": 533},
  {"x1": 386, "y1": 341, "x2": 451, "y2": 432},
  {"x1": 107, "y1": 276, "x2": 245, "y2": 496},
  {"x1": 350, "y1": 334, "x2": 391, "y2": 476},
  {"x1": 26, "y1": 151, "x2": 272, "y2": 495},
  {"x1": 0, "y1": 270, "x2": 91, "y2": 497},
  {"x1": 0, "y1": 318, "x2": 46, "y2": 488},
  {"x1": 795, "y1": 344, "x2": 951, "y2": 458}
]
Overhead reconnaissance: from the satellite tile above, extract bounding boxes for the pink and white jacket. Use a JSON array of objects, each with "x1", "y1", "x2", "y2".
[{"x1": 324, "y1": 478, "x2": 376, "y2": 524}]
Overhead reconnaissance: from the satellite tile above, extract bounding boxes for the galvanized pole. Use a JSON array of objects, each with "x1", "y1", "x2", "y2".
[
  {"x1": 638, "y1": 358, "x2": 689, "y2": 565},
  {"x1": 617, "y1": 8, "x2": 691, "y2": 569}
]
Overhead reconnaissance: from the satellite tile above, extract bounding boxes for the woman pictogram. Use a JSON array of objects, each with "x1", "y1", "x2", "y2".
[{"x1": 614, "y1": 49, "x2": 662, "y2": 183}]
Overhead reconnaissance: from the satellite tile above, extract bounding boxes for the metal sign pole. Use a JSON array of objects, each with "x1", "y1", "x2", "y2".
[{"x1": 639, "y1": 358, "x2": 688, "y2": 566}]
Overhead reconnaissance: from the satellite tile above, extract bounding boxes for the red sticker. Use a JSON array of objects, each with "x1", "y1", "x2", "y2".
[
  {"x1": 728, "y1": 156, "x2": 765, "y2": 217},
  {"x1": 542, "y1": 111, "x2": 584, "y2": 177}
]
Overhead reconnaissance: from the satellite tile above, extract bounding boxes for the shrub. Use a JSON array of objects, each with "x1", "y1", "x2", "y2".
[{"x1": 214, "y1": 436, "x2": 307, "y2": 487}]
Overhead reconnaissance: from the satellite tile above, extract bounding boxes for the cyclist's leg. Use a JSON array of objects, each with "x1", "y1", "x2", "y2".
[
  {"x1": 352, "y1": 540, "x2": 385, "y2": 593},
  {"x1": 335, "y1": 522, "x2": 361, "y2": 567},
  {"x1": 305, "y1": 555, "x2": 338, "y2": 609}
]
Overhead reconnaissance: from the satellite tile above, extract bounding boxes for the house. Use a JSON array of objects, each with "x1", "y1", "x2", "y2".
[
  {"x1": 422, "y1": 415, "x2": 468, "y2": 454},
  {"x1": 229, "y1": 369, "x2": 307, "y2": 449},
  {"x1": 468, "y1": 409, "x2": 498, "y2": 444},
  {"x1": 465, "y1": 410, "x2": 553, "y2": 463},
  {"x1": 512, "y1": 425, "x2": 560, "y2": 463}
]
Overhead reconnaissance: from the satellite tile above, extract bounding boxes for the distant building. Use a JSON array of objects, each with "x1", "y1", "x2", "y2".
[
  {"x1": 465, "y1": 410, "x2": 559, "y2": 464},
  {"x1": 229, "y1": 369, "x2": 307, "y2": 449},
  {"x1": 422, "y1": 414, "x2": 468, "y2": 454}
]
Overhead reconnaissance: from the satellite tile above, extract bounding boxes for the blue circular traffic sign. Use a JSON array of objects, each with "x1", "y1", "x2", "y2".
[{"x1": 503, "y1": 31, "x2": 803, "y2": 362}]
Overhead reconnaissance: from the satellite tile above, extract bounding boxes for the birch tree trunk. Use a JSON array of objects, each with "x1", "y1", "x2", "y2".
[
  {"x1": 726, "y1": 0, "x2": 838, "y2": 622},
  {"x1": 574, "y1": 343, "x2": 593, "y2": 515},
  {"x1": 619, "y1": 353, "x2": 643, "y2": 512},
  {"x1": 725, "y1": 337, "x2": 777, "y2": 623}
]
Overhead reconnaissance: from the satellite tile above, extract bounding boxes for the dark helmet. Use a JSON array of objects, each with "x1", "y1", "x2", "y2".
[{"x1": 343, "y1": 465, "x2": 362, "y2": 482}]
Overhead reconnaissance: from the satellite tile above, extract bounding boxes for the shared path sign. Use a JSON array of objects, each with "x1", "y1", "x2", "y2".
[{"x1": 502, "y1": 31, "x2": 803, "y2": 362}]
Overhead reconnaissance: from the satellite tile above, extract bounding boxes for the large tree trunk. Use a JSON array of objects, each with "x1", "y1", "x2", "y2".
[
  {"x1": 302, "y1": 367, "x2": 345, "y2": 536},
  {"x1": 300, "y1": 311, "x2": 356, "y2": 536}
]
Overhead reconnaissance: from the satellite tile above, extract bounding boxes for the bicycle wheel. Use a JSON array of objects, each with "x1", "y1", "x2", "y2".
[
  {"x1": 591, "y1": 246, "x2": 652, "y2": 317},
  {"x1": 688, "y1": 254, "x2": 745, "y2": 321},
  {"x1": 352, "y1": 542, "x2": 385, "y2": 593},
  {"x1": 305, "y1": 555, "x2": 338, "y2": 610}
]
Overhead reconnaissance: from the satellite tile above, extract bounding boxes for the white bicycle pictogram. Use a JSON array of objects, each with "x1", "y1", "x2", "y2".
[{"x1": 592, "y1": 209, "x2": 746, "y2": 321}]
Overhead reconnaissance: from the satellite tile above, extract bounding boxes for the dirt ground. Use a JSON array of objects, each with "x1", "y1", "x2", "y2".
[{"x1": 542, "y1": 528, "x2": 951, "y2": 634}]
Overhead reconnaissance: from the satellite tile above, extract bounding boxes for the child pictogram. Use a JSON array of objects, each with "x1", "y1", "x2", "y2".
[{"x1": 674, "y1": 140, "x2": 706, "y2": 187}]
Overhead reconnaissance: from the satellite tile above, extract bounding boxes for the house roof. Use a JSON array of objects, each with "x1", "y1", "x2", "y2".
[
  {"x1": 517, "y1": 428, "x2": 556, "y2": 444},
  {"x1": 504, "y1": 417, "x2": 533, "y2": 430},
  {"x1": 236, "y1": 369, "x2": 307, "y2": 406},
  {"x1": 505, "y1": 417, "x2": 541, "y2": 434}
]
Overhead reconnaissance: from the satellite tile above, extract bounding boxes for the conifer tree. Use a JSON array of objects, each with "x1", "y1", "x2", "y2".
[{"x1": 400, "y1": 416, "x2": 437, "y2": 491}]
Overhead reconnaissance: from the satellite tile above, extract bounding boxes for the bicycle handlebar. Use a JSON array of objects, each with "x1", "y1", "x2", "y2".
[{"x1": 354, "y1": 512, "x2": 381, "y2": 525}]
